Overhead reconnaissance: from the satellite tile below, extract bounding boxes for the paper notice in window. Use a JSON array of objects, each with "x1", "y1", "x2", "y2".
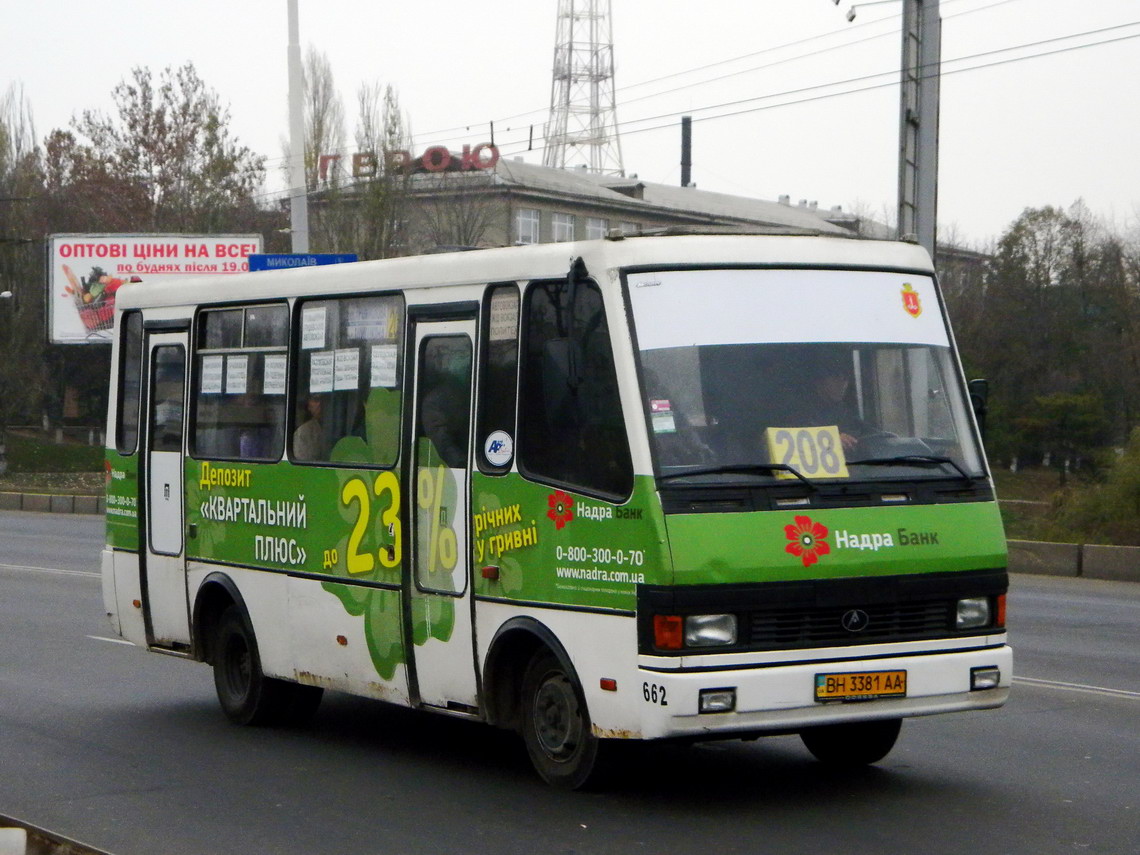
[
  {"x1": 225, "y1": 355, "x2": 249, "y2": 395},
  {"x1": 371, "y1": 343, "x2": 399, "y2": 387},
  {"x1": 263, "y1": 354, "x2": 287, "y2": 395},
  {"x1": 201, "y1": 355, "x2": 224, "y2": 394},
  {"x1": 309, "y1": 351, "x2": 334, "y2": 393},
  {"x1": 334, "y1": 348, "x2": 360, "y2": 391},
  {"x1": 301, "y1": 305, "x2": 327, "y2": 350},
  {"x1": 489, "y1": 289, "x2": 519, "y2": 341}
]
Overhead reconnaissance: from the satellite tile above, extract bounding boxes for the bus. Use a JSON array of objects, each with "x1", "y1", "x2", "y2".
[{"x1": 101, "y1": 232, "x2": 1011, "y2": 788}]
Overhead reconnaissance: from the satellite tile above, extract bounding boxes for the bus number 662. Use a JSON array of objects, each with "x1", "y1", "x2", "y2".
[{"x1": 643, "y1": 682, "x2": 668, "y2": 705}]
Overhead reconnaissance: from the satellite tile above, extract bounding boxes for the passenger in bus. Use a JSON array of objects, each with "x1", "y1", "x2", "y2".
[{"x1": 293, "y1": 395, "x2": 328, "y2": 460}]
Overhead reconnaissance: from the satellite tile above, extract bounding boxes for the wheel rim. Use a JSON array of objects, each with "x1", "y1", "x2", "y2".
[
  {"x1": 532, "y1": 672, "x2": 583, "y2": 762},
  {"x1": 222, "y1": 631, "x2": 252, "y2": 701}
]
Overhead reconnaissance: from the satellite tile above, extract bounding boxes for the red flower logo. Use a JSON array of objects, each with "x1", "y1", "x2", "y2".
[
  {"x1": 784, "y1": 515, "x2": 831, "y2": 567},
  {"x1": 547, "y1": 491, "x2": 575, "y2": 530}
]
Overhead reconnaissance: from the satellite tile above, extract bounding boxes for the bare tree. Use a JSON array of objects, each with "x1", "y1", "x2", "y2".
[
  {"x1": 353, "y1": 82, "x2": 413, "y2": 258},
  {"x1": 307, "y1": 80, "x2": 413, "y2": 259},
  {"x1": 412, "y1": 171, "x2": 498, "y2": 251},
  {"x1": 303, "y1": 46, "x2": 346, "y2": 190}
]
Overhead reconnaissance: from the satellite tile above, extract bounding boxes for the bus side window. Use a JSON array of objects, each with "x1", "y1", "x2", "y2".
[
  {"x1": 476, "y1": 283, "x2": 520, "y2": 473},
  {"x1": 291, "y1": 295, "x2": 404, "y2": 466},
  {"x1": 191, "y1": 305, "x2": 289, "y2": 462},
  {"x1": 519, "y1": 280, "x2": 633, "y2": 499},
  {"x1": 116, "y1": 311, "x2": 144, "y2": 454}
]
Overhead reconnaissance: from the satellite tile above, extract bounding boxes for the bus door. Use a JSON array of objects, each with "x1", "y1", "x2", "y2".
[
  {"x1": 141, "y1": 328, "x2": 191, "y2": 649},
  {"x1": 406, "y1": 315, "x2": 479, "y2": 710}
]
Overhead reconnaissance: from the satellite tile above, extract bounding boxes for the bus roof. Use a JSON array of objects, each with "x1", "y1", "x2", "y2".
[{"x1": 114, "y1": 233, "x2": 936, "y2": 311}]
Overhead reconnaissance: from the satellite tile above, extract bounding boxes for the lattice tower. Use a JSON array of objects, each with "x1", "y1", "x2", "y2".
[{"x1": 543, "y1": 0, "x2": 625, "y2": 175}]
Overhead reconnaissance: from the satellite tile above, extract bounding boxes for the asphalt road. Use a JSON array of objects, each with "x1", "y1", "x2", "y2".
[{"x1": 1, "y1": 510, "x2": 1137, "y2": 855}]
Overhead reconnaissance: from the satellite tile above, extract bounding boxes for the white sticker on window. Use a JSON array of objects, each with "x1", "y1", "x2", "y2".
[
  {"x1": 263, "y1": 354, "x2": 287, "y2": 396},
  {"x1": 334, "y1": 347, "x2": 360, "y2": 391},
  {"x1": 489, "y1": 289, "x2": 519, "y2": 342},
  {"x1": 301, "y1": 305, "x2": 327, "y2": 350},
  {"x1": 484, "y1": 430, "x2": 514, "y2": 467},
  {"x1": 200, "y1": 355, "x2": 224, "y2": 394},
  {"x1": 371, "y1": 343, "x2": 399, "y2": 388},
  {"x1": 225, "y1": 355, "x2": 249, "y2": 395},
  {"x1": 309, "y1": 351, "x2": 335, "y2": 393}
]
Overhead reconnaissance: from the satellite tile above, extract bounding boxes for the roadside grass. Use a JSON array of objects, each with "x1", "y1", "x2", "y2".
[{"x1": 1, "y1": 431, "x2": 104, "y2": 495}]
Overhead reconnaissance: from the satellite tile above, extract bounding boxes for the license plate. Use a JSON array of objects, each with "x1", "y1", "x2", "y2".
[{"x1": 815, "y1": 670, "x2": 907, "y2": 702}]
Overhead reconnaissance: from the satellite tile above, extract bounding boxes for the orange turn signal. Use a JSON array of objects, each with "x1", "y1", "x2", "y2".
[{"x1": 995, "y1": 593, "x2": 1007, "y2": 629}]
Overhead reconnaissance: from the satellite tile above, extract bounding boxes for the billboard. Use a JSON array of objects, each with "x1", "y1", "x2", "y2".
[{"x1": 48, "y1": 234, "x2": 262, "y2": 344}]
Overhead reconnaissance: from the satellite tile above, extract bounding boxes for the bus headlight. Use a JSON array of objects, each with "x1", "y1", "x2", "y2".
[
  {"x1": 684, "y1": 614, "x2": 737, "y2": 647},
  {"x1": 956, "y1": 597, "x2": 992, "y2": 629}
]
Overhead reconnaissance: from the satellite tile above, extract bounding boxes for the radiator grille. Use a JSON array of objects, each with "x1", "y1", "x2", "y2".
[{"x1": 748, "y1": 599, "x2": 954, "y2": 649}]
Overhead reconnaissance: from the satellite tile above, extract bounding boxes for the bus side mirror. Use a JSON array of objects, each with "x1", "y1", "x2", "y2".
[{"x1": 968, "y1": 378, "x2": 989, "y2": 437}]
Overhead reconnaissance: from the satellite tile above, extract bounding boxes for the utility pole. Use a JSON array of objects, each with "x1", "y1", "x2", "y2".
[
  {"x1": 287, "y1": 0, "x2": 310, "y2": 253},
  {"x1": 544, "y1": 0, "x2": 625, "y2": 175},
  {"x1": 897, "y1": 0, "x2": 941, "y2": 262}
]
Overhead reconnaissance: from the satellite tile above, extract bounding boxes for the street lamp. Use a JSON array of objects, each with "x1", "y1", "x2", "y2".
[{"x1": 834, "y1": 0, "x2": 900, "y2": 21}]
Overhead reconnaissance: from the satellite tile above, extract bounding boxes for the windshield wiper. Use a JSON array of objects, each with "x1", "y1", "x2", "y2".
[
  {"x1": 846, "y1": 454, "x2": 976, "y2": 484},
  {"x1": 657, "y1": 463, "x2": 818, "y2": 491}
]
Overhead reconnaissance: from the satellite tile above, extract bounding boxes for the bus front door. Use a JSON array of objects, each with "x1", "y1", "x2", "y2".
[
  {"x1": 141, "y1": 329, "x2": 191, "y2": 649},
  {"x1": 406, "y1": 316, "x2": 479, "y2": 711}
]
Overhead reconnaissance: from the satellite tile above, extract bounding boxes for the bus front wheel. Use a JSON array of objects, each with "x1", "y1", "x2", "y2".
[
  {"x1": 520, "y1": 649, "x2": 598, "y2": 789},
  {"x1": 799, "y1": 718, "x2": 902, "y2": 767},
  {"x1": 212, "y1": 605, "x2": 323, "y2": 727}
]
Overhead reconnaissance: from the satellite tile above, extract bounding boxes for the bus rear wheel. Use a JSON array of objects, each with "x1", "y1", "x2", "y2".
[
  {"x1": 520, "y1": 649, "x2": 598, "y2": 789},
  {"x1": 212, "y1": 605, "x2": 323, "y2": 727},
  {"x1": 800, "y1": 718, "x2": 902, "y2": 767}
]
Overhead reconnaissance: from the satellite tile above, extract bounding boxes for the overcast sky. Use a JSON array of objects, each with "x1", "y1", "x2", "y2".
[{"x1": 3, "y1": 0, "x2": 1138, "y2": 244}]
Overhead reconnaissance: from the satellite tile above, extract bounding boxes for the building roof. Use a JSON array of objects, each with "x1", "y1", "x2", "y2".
[{"x1": 490, "y1": 157, "x2": 853, "y2": 236}]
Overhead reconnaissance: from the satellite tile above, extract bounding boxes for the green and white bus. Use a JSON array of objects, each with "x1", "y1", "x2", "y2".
[{"x1": 102, "y1": 232, "x2": 1010, "y2": 787}]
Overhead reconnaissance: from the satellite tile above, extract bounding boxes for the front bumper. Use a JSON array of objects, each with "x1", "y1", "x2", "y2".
[{"x1": 632, "y1": 642, "x2": 1012, "y2": 739}]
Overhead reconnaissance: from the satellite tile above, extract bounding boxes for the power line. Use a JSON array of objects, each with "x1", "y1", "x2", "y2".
[
  {"x1": 601, "y1": 27, "x2": 1140, "y2": 148},
  {"x1": 486, "y1": 20, "x2": 1140, "y2": 160},
  {"x1": 252, "y1": 17, "x2": 1140, "y2": 203},
  {"x1": 257, "y1": 0, "x2": 1021, "y2": 172},
  {"x1": 409, "y1": 0, "x2": 1020, "y2": 148}
]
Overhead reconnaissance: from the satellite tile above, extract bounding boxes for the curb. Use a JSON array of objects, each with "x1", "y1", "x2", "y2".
[
  {"x1": 0, "y1": 492, "x2": 104, "y2": 515},
  {"x1": 1007, "y1": 538, "x2": 1140, "y2": 583}
]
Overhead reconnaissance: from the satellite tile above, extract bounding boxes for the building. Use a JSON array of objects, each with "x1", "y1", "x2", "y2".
[
  {"x1": 311, "y1": 148, "x2": 865, "y2": 256},
  {"x1": 403, "y1": 156, "x2": 860, "y2": 252}
]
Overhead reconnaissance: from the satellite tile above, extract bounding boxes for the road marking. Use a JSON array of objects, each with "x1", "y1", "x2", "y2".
[
  {"x1": 1014, "y1": 676, "x2": 1140, "y2": 700},
  {"x1": 87, "y1": 635, "x2": 135, "y2": 646},
  {"x1": 0, "y1": 561, "x2": 98, "y2": 578}
]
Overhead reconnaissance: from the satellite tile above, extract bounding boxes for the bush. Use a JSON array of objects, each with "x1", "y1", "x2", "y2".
[
  {"x1": 3, "y1": 431, "x2": 104, "y2": 473},
  {"x1": 1037, "y1": 427, "x2": 1140, "y2": 546}
]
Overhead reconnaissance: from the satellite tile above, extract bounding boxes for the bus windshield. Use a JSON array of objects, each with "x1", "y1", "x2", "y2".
[{"x1": 627, "y1": 267, "x2": 985, "y2": 484}]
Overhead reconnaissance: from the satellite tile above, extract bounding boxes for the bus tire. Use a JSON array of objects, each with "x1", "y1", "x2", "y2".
[
  {"x1": 799, "y1": 718, "x2": 902, "y2": 767},
  {"x1": 212, "y1": 605, "x2": 322, "y2": 727},
  {"x1": 520, "y1": 649, "x2": 598, "y2": 789}
]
